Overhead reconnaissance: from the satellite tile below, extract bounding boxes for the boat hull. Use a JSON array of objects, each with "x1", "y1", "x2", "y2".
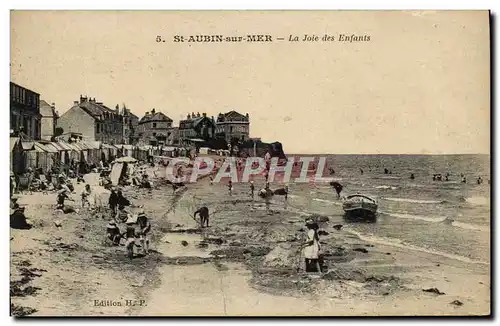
[{"x1": 342, "y1": 199, "x2": 378, "y2": 221}]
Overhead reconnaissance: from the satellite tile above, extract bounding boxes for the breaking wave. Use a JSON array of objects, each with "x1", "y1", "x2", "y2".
[
  {"x1": 461, "y1": 196, "x2": 489, "y2": 206},
  {"x1": 382, "y1": 212, "x2": 447, "y2": 223},
  {"x1": 346, "y1": 230, "x2": 488, "y2": 265},
  {"x1": 382, "y1": 212, "x2": 489, "y2": 232},
  {"x1": 374, "y1": 185, "x2": 398, "y2": 190},
  {"x1": 450, "y1": 221, "x2": 489, "y2": 232},
  {"x1": 383, "y1": 197, "x2": 444, "y2": 204},
  {"x1": 312, "y1": 198, "x2": 343, "y2": 206}
]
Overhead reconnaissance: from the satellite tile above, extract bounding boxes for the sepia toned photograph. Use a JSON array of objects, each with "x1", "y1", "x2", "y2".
[{"x1": 9, "y1": 10, "x2": 490, "y2": 317}]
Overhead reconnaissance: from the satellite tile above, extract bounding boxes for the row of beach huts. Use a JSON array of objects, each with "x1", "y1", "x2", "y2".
[{"x1": 9, "y1": 137, "x2": 191, "y2": 176}]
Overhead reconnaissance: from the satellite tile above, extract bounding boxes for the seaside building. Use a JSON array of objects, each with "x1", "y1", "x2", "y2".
[
  {"x1": 10, "y1": 82, "x2": 41, "y2": 140},
  {"x1": 39, "y1": 100, "x2": 59, "y2": 141},
  {"x1": 137, "y1": 109, "x2": 175, "y2": 146},
  {"x1": 178, "y1": 112, "x2": 216, "y2": 147},
  {"x1": 215, "y1": 110, "x2": 250, "y2": 145},
  {"x1": 57, "y1": 95, "x2": 124, "y2": 144},
  {"x1": 121, "y1": 105, "x2": 139, "y2": 145}
]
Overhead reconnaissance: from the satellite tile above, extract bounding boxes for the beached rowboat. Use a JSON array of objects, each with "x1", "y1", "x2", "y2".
[{"x1": 342, "y1": 194, "x2": 378, "y2": 217}]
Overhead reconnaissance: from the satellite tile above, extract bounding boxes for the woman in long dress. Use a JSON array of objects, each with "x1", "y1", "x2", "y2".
[{"x1": 302, "y1": 219, "x2": 321, "y2": 273}]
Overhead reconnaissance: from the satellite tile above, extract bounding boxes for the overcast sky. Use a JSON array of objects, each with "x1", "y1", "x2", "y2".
[{"x1": 10, "y1": 11, "x2": 490, "y2": 154}]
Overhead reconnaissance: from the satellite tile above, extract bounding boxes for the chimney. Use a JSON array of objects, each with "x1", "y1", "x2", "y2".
[
  {"x1": 187, "y1": 113, "x2": 191, "y2": 120},
  {"x1": 73, "y1": 101, "x2": 79, "y2": 105},
  {"x1": 145, "y1": 111, "x2": 149, "y2": 116},
  {"x1": 202, "y1": 112, "x2": 207, "y2": 117},
  {"x1": 51, "y1": 102, "x2": 56, "y2": 108},
  {"x1": 197, "y1": 112, "x2": 200, "y2": 118},
  {"x1": 192, "y1": 112, "x2": 195, "y2": 118},
  {"x1": 152, "y1": 108, "x2": 156, "y2": 114}
]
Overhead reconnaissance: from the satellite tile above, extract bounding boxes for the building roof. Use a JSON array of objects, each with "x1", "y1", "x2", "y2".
[
  {"x1": 222, "y1": 110, "x2": 247, "y2": 119},
  {"x1": 39, "y1": 100, "x2": 57, "y2": 117},
  {"x1": 54, "y1": 141, "x2": 73, "y2": 151},
  {"x1": 67, "y1": 98, "x2": 119, "y2": 121},
  {"x1": 35, "y1": 142, "x2": 58, "y2": 153},
  {"x1": 21, "y1": 142, "x2": 35, "y2": 150},
  {"x1": 123, "y1": 108, "x2": 139, "y2": 119},
  {"x1": 10, "y1": 137, "x2": 19, "y2": 152},
  {"x1": 139, "y1": 111, "x2": 173, "y2": 123}
]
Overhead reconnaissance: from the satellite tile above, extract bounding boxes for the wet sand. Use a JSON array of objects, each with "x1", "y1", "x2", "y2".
[{"x1": 10, "y1": 171, "x2": 490, "y2": 316}]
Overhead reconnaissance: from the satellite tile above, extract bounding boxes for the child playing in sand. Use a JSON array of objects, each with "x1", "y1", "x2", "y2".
[{"x1": 81, "y1": 184, "x2": 92, "y2": 208}]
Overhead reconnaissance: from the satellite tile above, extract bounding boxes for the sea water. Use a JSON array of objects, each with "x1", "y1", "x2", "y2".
[{"x1": 287, "y1": 154, "x2": 491, "y2": 264}]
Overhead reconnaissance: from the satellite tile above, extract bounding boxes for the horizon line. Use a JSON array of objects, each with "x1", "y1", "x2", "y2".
[{"x1": 284, "y1": 153, "x2": 490, "y2": 156}]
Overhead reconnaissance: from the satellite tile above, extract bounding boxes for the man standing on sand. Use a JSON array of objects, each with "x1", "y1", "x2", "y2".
[
  {"x1": 108, "y1": 188, "x2": 118, "y2": 217},
  {"x1": 228, "y1": 180, "x2": 233, "y2": 196}
]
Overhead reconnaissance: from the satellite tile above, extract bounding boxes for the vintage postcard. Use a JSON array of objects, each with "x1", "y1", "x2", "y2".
[{"x1": 9, "y1": 10, "x2": 490, "y2": 316}]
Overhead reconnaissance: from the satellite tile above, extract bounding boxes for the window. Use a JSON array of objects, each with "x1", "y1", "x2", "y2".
[
  {"x1": 96, "y1": 124, "x2": 100, "y2": 133},
  {"x1": 153, "y1": 123, "x2": 157, "y2": 128}
]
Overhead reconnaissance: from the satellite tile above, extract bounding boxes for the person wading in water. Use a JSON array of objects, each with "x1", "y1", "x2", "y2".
[
  {"x1": 249, "y1": 181, "x2": 255, "y2": 198},
  {"x1": 330, "y1": 181, "x2": 343, "y2": 198},
  {"x1": 194, "y1": 206, "x2": 210, "y2": 228}
]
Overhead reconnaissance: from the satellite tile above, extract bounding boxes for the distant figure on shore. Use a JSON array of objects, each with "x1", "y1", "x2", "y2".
[
  {"x1": 410, "y1": 173, "x2": 415, "y2": 180},
  {"x1": 384, "y1": 168, "x2": 389, "y2": 174},
  {"x1": 109, "y1": 188, "x2": 118, "y2": 216},
  {"x1": 228, "y1": 180, "x2": 233, "y2": 196},
  {"x1": 360, "y1": 168, "x2": 364, "y2": 175},
  {"x1": 462, "y1": 176, "x2": 467, "y2": 184},
  {"x1": 194, "y1": 206, "x2": 210, "y2": 228},
  {"x1": 330, "y1": 181, "x2": 343, "y2": 198},
  {"x1": 445, "y1": 173, "x2": 450, "y2": 181},
  {"x1": 250, "y1": 181, "x2": 255, "y2": 198},
  {"x1": 477, "y1": 176, "x2": 483, "y2": 185},
  {"x1": 328, "y1": 167, "x2": 335, "y2": 175}
]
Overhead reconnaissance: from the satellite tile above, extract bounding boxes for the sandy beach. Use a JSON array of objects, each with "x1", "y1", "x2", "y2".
[{"x1": 10, "y1": 166, "x2": 490, "y2": 317}]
